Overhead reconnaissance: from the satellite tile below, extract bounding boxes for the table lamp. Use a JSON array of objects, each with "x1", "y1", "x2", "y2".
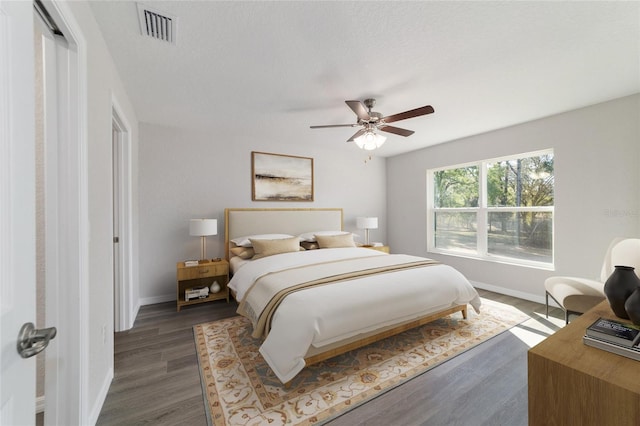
[
  {"x1": 357, "y1": 217, "x2": 378, "y2": 247},
  {"x1": 189, "y1": 219, "x2": 217, "y2": 260}
]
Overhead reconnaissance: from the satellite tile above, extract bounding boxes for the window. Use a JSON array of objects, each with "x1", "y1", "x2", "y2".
[{"x1": 427, "y1": 150, "x2": 554, "y2": 267}]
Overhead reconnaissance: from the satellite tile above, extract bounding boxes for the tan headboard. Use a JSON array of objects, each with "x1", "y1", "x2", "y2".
[{"x1": 224, "y1": 208, "x2": 343, "y2": 260}]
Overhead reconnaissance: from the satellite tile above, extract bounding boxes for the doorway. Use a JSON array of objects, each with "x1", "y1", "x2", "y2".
[
  {"x1": 0, "y1": 1, "x2": 87, "y2": 424},
  {"x1": 111, "y1": 105, "x2": 134, "y2": 332},
  {"x1": 34, "y1": 0, "x2": 89, "y2": 424},
  {"x1": 34, "y1": 6, "x2": 52, "y2": 419}
]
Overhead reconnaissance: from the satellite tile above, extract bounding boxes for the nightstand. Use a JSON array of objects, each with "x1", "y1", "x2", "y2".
[
  {"x1": 363, "y1": 245, "x2": 390, "y2": 253},
  {"x1": 176, "y1": 259, "x2": 229, "y2": 312}
]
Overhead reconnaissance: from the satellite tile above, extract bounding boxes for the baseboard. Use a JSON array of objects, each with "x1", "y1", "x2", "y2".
[
  {"x1": 87, "y1": 366, "x2": 114, "y2": 426},
  {"x1": 131, "y1": 301, "x2": 141, "y2": 327},
  {"x1": 139, "y1": 293, "x2": 175, "y2": 306},
  {"x1": 471, "y1": 280, "x2": 547, "y2": 306}
]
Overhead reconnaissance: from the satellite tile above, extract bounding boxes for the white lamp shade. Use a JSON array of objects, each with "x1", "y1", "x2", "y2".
[
  {"x1": 189, "y1": 219, "x2": 218, "y2": 236},
  {"x1": 354, "y1": 131, "x2": 386, "y2": 150},
  {"x1": 357, "y1": 217, "x2": 378, "y2": 230}
]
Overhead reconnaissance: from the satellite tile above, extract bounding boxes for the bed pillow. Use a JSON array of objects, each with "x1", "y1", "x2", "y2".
[
  {"x1": 230, "y1": 246, "x2": 255, "y2": 259},
  {"x1": 315, "y1": 233, "x2": 356, "y2": 248},
  {"x1": 299, "y1": 230, "x2": 349, "y2": 243},
  {"x1": 251, "y1": 236, "x2": 301, "y2": 259},
  {"x1": 230, "y1": 233, "x2": 295, "y2": 248},
  {"x1": 301, "y1": 241, "x2": 320, "y2": 250}
]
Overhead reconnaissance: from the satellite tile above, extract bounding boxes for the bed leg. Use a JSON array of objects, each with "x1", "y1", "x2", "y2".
[{"x1": 461, "y1": 307, "x2": 468, "y2": 319}]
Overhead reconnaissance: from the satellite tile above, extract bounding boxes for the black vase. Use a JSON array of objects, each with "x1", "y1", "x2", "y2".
[
  {"x1": 625, "y1": 287, "x2": 640, "y2": 325},
  {"x1": 603, "y1": 265, "x2": 640, "y2": 319}
]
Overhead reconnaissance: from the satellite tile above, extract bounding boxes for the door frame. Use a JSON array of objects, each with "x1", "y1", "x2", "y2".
[
  {"x1": 111, "y1": 98, "x2": 135, "y2": 332},
  {"x1": 40, "y1": 1, "x2": 89, "y2": 424}
]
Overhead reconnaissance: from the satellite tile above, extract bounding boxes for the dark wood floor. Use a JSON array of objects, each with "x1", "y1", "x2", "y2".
[
  {"x1": 95, "y1": 290, "x2": 565, "y2": 426},
  {"x1": 327, "y1": 290, "x2": 565, "y2": 426}
]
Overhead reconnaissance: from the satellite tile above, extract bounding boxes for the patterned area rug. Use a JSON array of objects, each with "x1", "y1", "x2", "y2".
[{"x1": 194, "y1": 299, "x2": 528, "y2": 426}]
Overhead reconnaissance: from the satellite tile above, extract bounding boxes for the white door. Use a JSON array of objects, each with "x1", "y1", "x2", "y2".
[
  {"x1": 0, "y1": 0, "x2": 37, "y2": 424},
  {"x1": 111, "y1": 108, "x2": 133, "y2": 332},
  {"x1": 112, "y1": 124, "x2": 121, "y2": 328}
]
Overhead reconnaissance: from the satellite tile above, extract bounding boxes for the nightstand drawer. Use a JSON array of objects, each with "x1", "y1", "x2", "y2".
[{"x1": 177, "y1": 262, "x2": 227, "y2": 280}]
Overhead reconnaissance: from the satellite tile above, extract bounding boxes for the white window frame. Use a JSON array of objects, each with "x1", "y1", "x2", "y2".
[{"x1": 427, "y1": 149, "x2": 554, "y2": 269}]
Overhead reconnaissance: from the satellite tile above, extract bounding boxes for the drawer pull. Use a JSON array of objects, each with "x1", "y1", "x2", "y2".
[{"x1": 199, "y1": 269, "x2": 209, "y2": 274}]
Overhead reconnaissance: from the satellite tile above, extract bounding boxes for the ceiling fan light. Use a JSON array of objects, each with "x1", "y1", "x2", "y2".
[{"x1": 354, "y1": 131, "x2": 386, "y2": 150}]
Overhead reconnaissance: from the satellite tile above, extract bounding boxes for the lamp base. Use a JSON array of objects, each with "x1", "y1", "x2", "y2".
[{"x1": 199, "y1": 236, "x2": 207, "y2": 261}]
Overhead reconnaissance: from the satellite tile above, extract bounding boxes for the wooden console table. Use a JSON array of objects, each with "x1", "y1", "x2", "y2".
[{"x1": 528, "y1": 300, "x2": 640, "y2": 426}]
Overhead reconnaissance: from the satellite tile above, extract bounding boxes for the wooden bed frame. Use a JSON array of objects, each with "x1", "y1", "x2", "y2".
[{"x1": 224, "y1": 208, "x2": 468, "y2": 383}]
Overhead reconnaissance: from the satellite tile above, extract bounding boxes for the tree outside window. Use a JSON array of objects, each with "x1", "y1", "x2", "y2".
[{"x1": 428, "y1": 151, "x2": 554, "y2": 266}]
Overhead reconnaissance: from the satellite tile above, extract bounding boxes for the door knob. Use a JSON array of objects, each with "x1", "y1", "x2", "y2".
[{"x1": 17, "y1": 322, "x2": 57, "y2": 358}]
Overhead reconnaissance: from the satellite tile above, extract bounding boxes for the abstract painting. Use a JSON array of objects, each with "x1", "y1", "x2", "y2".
[{"x1": 252, "y1": 151, "x2": 314, "y2": 201}]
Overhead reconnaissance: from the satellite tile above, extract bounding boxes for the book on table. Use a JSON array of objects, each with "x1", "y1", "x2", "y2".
[
  {"x1": 585, "y1": 317, "x2": 640, "y2": 347},
  {"x1": 583, "y1": 335, "x2": 640, "y2": 361},
  {"x1": 583, "y1": 317, "x2": 640, "y2": 362}
]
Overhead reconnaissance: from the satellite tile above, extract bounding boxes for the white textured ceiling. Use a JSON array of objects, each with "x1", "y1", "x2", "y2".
[{"x1": 90, "y1": 1, "x2": 640, "y2": 157}]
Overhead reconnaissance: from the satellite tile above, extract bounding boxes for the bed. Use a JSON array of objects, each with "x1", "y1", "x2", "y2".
[{"x1": 225, "y1": 208, "x2": 481, "y2": 384}]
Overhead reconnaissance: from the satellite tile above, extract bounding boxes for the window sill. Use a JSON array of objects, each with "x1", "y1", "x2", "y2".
[{"x1": 428, "y1": 249, "x2": 555, "y2": 271}]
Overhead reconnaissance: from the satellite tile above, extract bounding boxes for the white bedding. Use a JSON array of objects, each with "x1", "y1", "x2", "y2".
[
  {"x1": 229, "y1": 247, "x2": 386, "y2": 299},
  {"x1": 229, "y1": 247, "x2": 481, "y2": 383}
]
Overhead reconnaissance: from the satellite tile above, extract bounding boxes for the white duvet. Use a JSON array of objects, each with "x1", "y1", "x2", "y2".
[{"x1": 228, "y1": 248, "x2": 481, "y2": 383}]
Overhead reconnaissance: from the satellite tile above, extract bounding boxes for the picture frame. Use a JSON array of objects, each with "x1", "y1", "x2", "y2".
[{"x1": 251, "y1": 151, "x2": 314, "y2": 201}]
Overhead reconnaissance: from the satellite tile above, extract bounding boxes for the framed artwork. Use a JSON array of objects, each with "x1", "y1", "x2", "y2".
[{"x1": 252, "y1": 151, "x2": 314, "y2": 201}]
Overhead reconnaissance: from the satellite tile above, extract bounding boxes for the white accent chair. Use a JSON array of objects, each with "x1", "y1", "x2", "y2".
[{"x1": 545, "y1": 238, "x2": 640, "y2": 324}]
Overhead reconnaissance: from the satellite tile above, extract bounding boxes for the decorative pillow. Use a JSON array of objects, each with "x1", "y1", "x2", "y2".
[
  {"x1": 251, "y1": 236, "x2": 301, "y2": 259},
  {"x1": 230, "y1": 246, "x2": 255, "y2": 259},
  {"x1": 299, "y1": 230, "x2": 349, "y2": 243},
  {"x1": 230, "y1": 233, "x2": 295, "y2": 248},
  {"x1": 301, "y1": 241, "x2": 320, "y2": 250},
  {"x1": 315, "y1": 233, "x2": 356, "y2": 248}
]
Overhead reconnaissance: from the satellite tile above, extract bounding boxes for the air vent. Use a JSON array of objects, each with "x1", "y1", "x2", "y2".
[{"x1": 137, "y1": 3, "x2": 176, "y2": 44}]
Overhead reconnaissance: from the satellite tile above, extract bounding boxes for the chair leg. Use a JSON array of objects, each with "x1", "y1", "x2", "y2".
[
  {"x1": 546, "y1": 291, "x2": 569, "y2": 322},
  {"x1": 545, "y1": 292, "x2": 549, "y2": 318}
]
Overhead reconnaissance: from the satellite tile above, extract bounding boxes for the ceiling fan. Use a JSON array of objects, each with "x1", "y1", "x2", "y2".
[{"x1": 310, "y1": 98, "x2": 434, "y2": 150}]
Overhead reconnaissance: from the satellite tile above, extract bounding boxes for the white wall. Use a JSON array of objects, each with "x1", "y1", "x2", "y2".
[
  {"x1": 138, "y1": 123, "x2": 387, "y2": 303},
  {"x1": 387, "y1": 94, "x2": 640, "y2": 302},
  {"x1": 63, "y1": 2, "x2": 140, "y2": 422}
]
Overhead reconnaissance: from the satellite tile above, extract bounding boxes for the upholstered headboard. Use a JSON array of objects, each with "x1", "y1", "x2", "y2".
[{"x1": 224, "y1": 208, "x2": 343, "y2": 260}]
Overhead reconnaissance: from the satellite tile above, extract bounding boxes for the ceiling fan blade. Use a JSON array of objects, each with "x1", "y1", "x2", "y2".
[
  {"x1": 379, "y1": 125, "x2": 415, "y2": 137},
  {"x1": 310, "y1": 124, "x2": 359, "y2": 129},
  {"x1": 382, "y1": 105, "x2": 434, "y2": 124},
  {"x1": 345, "y1": 100, "x2": 370, "y2": 121},
  {"x1": 347, "y1": 128, "x2": 366, "y2": 142}
]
